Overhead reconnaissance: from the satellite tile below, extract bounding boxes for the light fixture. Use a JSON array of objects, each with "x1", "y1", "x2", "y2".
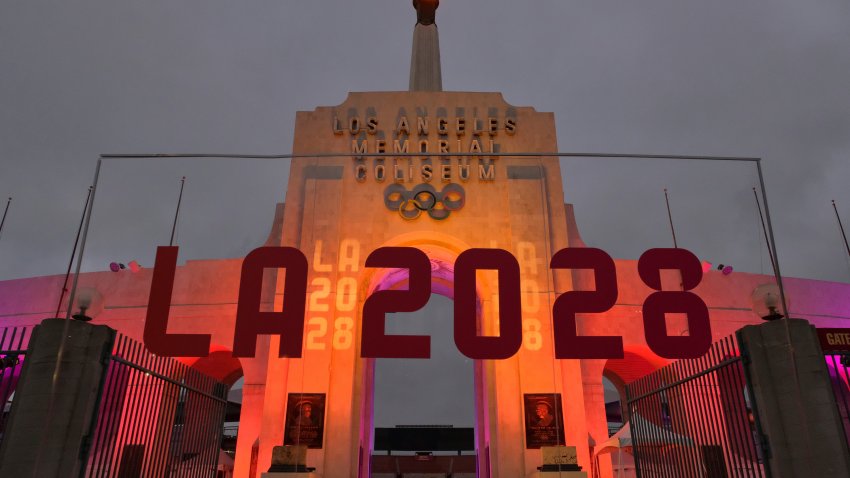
[
  {"x1": 71, "y1": 287, "x2": 103, "y2": 322},
  {"x1": 701, "y1": 261, "x2": 713, "y2": 273},
  {"x1": 72, "y1": 298, "x2": 93, "y2": 321},
  {"x1": 750, "y1": 283, "x2": 786, "y2": 321}
]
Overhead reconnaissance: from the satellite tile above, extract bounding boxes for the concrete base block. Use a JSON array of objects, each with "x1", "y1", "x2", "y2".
[
  {"x1": 530, "y1": 472, "x2": 588, "y2": 478},
  {"x1": 271, "y1": 445, "x2": 308, "y2": 466},
  {"x1": 0, "y1": 319, "x2": 114, "y2": 478},
  {"x1": 261, "y1": 473, "x2": 321, "y2": 478},
  {"x1": 542, "y1": 445, "x2": 578, "y2": 465}
]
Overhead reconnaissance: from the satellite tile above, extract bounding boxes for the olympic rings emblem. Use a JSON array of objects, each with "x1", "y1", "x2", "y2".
[{"x1": 384, "y1": 183, "x2": 466, "y2": 220}]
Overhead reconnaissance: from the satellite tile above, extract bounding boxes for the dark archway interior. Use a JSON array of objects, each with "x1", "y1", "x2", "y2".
[
  {"x1": 373, "y1": 294, "x2": 474, "y2": 429},
  {"x1": 186, "y1": 351, "x2": 244, "y2": 468},
  {"x1": 371, "y1": 293, "x2": 476, "y2": 476}
]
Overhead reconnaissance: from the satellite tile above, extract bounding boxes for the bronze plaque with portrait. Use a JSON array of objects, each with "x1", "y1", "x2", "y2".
[
  {"x1": 284, "y1": 393, "x2": 326, "y2": 449},
  {"x1": 524, "y1": 393, "x2": 566, "y2": 449}
]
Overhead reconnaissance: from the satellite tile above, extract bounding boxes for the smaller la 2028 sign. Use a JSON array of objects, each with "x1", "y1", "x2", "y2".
[{"x1": 142, "y1": 246, "x2": 713, "y2": 361}]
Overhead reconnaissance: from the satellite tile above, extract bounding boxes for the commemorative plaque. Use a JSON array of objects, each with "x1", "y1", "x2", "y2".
[
  {"x1": 284, "y1": 393, "x2": 326, "y2": 449},
  {"x1": 524, "y1": 393, "x2": 566, "y2": 449}
]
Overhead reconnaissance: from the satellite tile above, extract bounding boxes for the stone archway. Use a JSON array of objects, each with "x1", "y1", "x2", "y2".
[
  {"x1": 350, "y1": 233, "x2": 494, "y2": 477},
  {"x1": 602, "y1": 348, "x2": 667, "y2": 426},
  {"x1": 588, "y1": 347, "x2": 666, "y2": 478},
  {"x1": 183, "y1": 346, "x2": 266, "y2": 478}
]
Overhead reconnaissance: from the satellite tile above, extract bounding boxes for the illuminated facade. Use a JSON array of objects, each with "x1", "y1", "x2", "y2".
[{"x1": 1, "y1": 3, "x2": 849, "y2": 478}]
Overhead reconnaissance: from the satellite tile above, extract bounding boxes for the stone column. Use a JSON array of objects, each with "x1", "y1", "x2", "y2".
[
  {"x1": 0, "y1": 318, "x2": 114, "y2": 477},
  {"x1": 234, "y1": 383, "x2": 267, "y2": 477},
  {"x1": 739, "y1": 318, "x2": 850, "y2": 478}
]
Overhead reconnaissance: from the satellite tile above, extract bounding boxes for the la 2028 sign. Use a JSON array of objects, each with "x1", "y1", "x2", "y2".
[{"x1": 144, "y1": 246, "x2": 711, "y2": 360}]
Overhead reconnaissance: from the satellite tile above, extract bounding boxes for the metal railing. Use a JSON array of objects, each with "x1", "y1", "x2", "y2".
[
  {"x1": 825, "y1": 352, "x2": 850, "y2": 448},
  {"x1": 0, "y1": 326, "x2": 31, "y2": 449},
  {"x1": 626, "y1": 335, "x2": 770, "y2": 478},
  {"x1": 81, "y1": 333, "x2": 228, "y2": 478}
]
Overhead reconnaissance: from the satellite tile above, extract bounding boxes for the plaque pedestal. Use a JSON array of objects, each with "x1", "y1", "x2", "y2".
[
  {"x1": 530, "y1": 472, "x2": 588, "y2": 478},
  {"x1": 261, "y1": 473, "x2": 321, "y2": 478},
  {"x1": 265, "y1": 445, "x2": 317, "y2": 477},
  {"x1": 533, "y1": 446, "x2": 588, "y2": 477}
]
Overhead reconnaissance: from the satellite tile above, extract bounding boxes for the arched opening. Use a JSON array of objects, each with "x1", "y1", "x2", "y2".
[
  {"x1": 603, "y1": 350, "x2": 667, "y2": 429},
  {"x1": 597, "y1": 349, "x2": 665, "y2": 478},
  {"x1": 185, "y1": 349, "x2": 245, "y2": 478},
  {"x1": 353, "y1": 234, "x2": 493, "y2": 478},
  {"x1": 373, "y1": 294, "x2": 475, "y2": 426},
  {"x1": 222, "y1": 377, "x2": 244, "y2": 468},
  {"x1": 602, "y1": 374, "x2": 625, "y2": 437},
  {"x1": 371, "y1": 293, "x2": 476, "y2": 475}
]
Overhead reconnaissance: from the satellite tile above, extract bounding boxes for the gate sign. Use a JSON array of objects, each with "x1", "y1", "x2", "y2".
[{"x1": 818, "y1": 328, "x2": 850, "y2": 352}]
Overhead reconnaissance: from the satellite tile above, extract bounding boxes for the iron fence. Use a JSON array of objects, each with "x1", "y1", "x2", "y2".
[
  {"x1": 81, "y1": 333, "x2": 229, "y2": 478},
  {"x1": 0, "y1": 326, "x2": 31, "y2": 449},
  {"x1": 625, "y1": 335, "x2": 770, "y2": 478},
  {"x1": 825, "y1": 351, "x2": 850, "y2": 448}
]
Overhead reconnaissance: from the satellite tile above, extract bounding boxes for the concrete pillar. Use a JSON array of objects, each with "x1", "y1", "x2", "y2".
[
  {"x1": 235, "y1": 383, "x2": 267, "y2": 477},
  {"x1": 739, "y1": 318, "x2": 850, "y2": 478},
  {"x1": 0, "y1": 318, "x2": 114, "y2": 477}
]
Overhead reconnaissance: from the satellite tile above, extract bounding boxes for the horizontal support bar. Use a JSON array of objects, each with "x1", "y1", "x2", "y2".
[
  {"x1": 100, "y1": 152, "x2": 761, "y2": 162},
  {"x1": 110, "y1": 355, "x2": 228, "y2": 404},
  {"x1": 627, "y1": 356, "x2": 743, "y2": 404}
]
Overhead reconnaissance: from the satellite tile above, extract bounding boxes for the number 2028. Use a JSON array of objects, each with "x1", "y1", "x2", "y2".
[{"x1": 144, "y1": 246, "x2": 711, "y2": 360}]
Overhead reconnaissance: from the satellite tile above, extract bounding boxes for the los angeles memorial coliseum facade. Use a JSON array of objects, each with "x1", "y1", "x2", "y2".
[{"x1": 1, "y1": 2, "x2": 849, "y2": 478}]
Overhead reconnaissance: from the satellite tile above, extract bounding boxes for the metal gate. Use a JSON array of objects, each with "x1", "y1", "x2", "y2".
[
  {"x1": 625, "y1": 334, "x2": 770, "y2": 478},
  {"x1": 824, "y1": 351, "x2": 850, "y2": 448},
  {"x1": 81, "y1": 332, "x2": 229, "y2": 477},
  {"x1": 0, "y1": 326, "x2": 31, "y2": 449}
]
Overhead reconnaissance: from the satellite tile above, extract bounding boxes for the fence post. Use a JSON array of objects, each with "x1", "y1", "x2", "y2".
[
  {"x1": 624, "y1": 383, "x2": 643, "y2": 478},
  {"x1": 738, "y1": 318, "x2": 850, "y2": 478},
  {"x1": 0, "y1": 318, "x2": 114, "y2": 477}
]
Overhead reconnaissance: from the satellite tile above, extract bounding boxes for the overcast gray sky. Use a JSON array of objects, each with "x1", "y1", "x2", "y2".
[
  {"x1": 2, "y1": 0, "x2": 850, "y2": 426},
  {"x1": 2, "y1": 0, "x2": 849, "y2": 283}
]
